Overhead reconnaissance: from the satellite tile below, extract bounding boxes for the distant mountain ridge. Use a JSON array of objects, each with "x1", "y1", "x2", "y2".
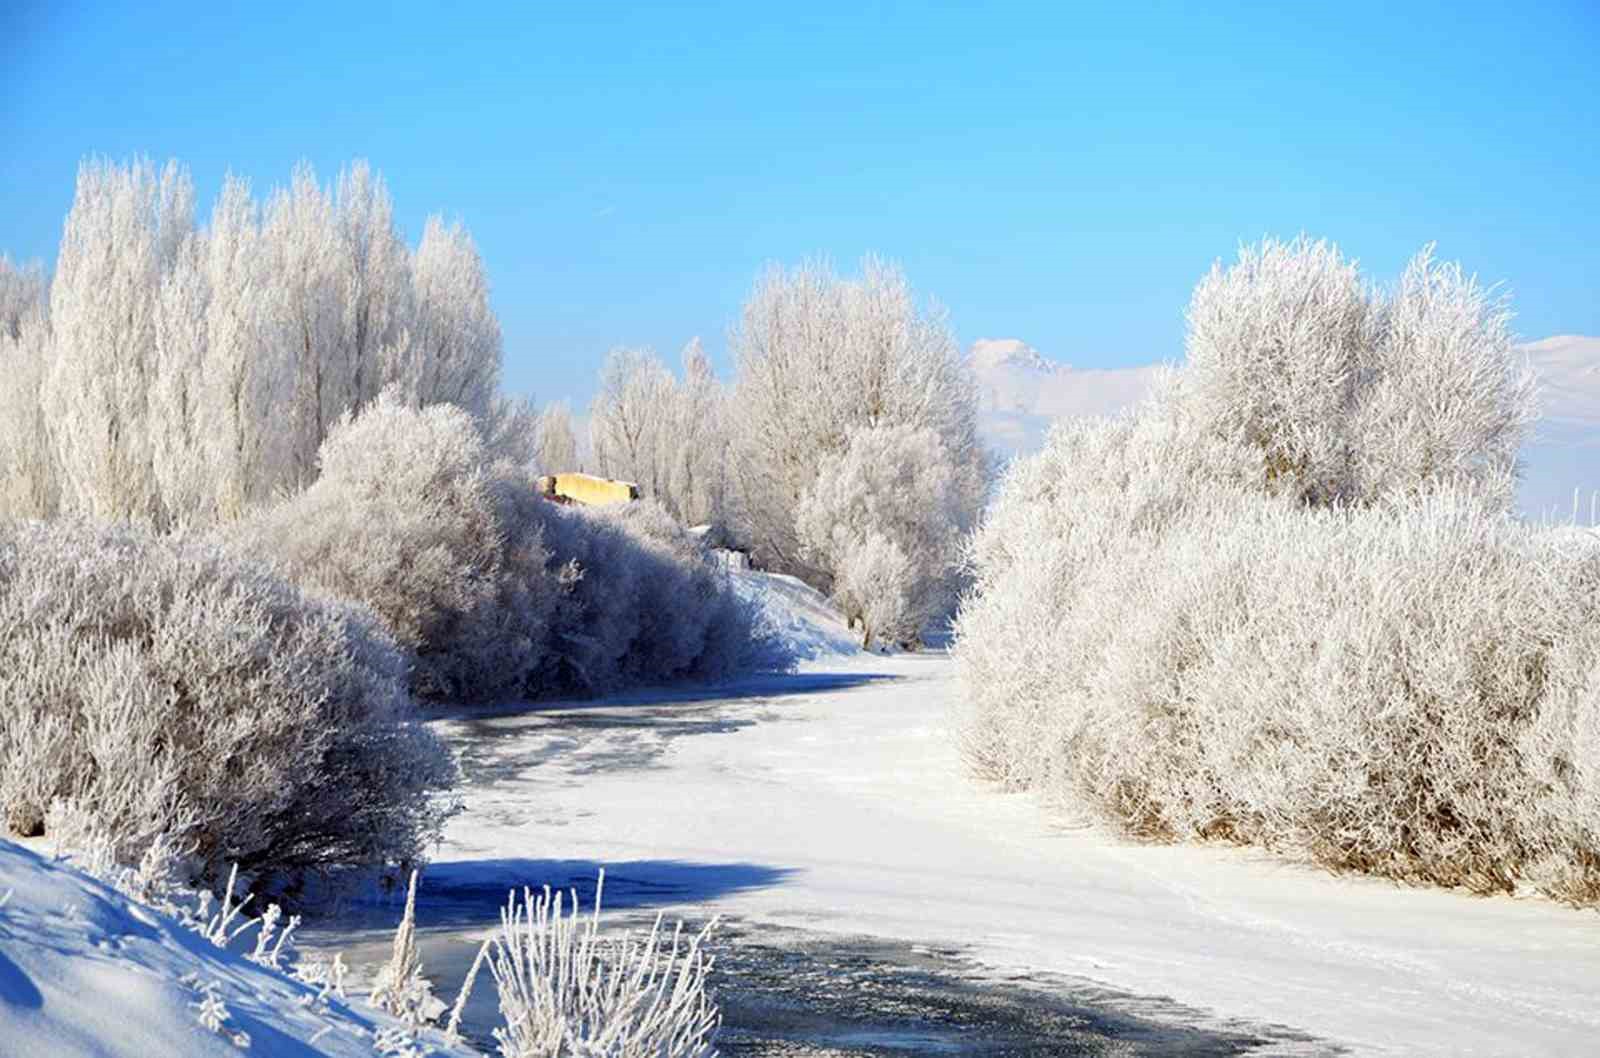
[{"x1": 969, "y1": 334, "x2": 1600, "y2": 521}]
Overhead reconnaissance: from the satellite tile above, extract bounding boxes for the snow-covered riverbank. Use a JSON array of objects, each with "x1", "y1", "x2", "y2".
[{"x1": 416, "y1": 649, "x2": 1600, "y2": 1057}]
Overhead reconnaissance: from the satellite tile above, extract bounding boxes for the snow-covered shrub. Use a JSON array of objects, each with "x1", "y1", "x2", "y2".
[
  {"x1": 536, "y1": 498, "x2": 790, "y2": 695},
  {"x1": 796, "y1": 423, "x2": 971, "y2": 647},
  {"x1": 0, "y1": 519, "x2": 455, "y2": 884},
  {"x1": 487, "y1": 871, "x2": 720, "y2": 1058},
  {"x1": 236, "y1": 393, "x2": 554, "y2": 703},
  {"x1": 243, "y1": 398, "x2": 786, "y2": 704},
  {"x1": 955, "y1": 239, "x2": 1595, "y2": 901}
]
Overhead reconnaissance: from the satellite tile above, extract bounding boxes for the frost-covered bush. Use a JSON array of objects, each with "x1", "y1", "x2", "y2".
[
  {"x1": 968, "y1": 491, "x2": 1600, "y2": 899},
  {"x1": 955, "y1": 239, "x2": 1598, "y2": 901},
  {"x1": 0, "y1": 520, "x2": 455, "y2": 885},
  {"x1": 243, "y1": 398, "x2": 787, "y2": 704},
  {"x1": 236, "y1": 393, "x2": 555, "y2": 703},
  {"x1": 536, "y1": 497, "x2": 790, "y2": 695},
  {"x1": 796, "y1": 424, "x2": 971, "y2": 647},
  {"x1": 487, "y1": 871, "x2": 720, "y2": 1058}
]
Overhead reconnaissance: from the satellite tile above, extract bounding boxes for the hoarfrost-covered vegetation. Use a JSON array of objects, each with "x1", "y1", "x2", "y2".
[
  {"x1": 727, "y1": 259, "x2": 988, "y2": 646},
  {"x1": 0, "y1": 519, "x2": 455, "y2": 885},
  {"x1": 0, "y1": 157, "x2": 790, "y2": 891},
  {"x1": 485, "y1": 873, "x2": 720, "y2": 1058},
  {"x1": 581, "y1": 257, "x2": 989, "y2": 647},
  {"x1": 956, "y1": 237, "x2": 1600, "y2": 902}
]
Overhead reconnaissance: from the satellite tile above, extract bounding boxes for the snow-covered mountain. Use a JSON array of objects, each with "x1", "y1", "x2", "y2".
[
  {"x1": 1520, "y1": 335, "x2": 1600, "y2": 521},
  {"x1": 970, "y1": 335, "x2": 1600, "y2": 521},
  {"x1": 969, "y1": 338, "x2": 1162, "y2": 459}
]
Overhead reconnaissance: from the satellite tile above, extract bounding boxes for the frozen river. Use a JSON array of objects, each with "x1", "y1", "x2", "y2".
[{"x1": 301, "y1": 653, "x2": 1599, "y2": 1056}]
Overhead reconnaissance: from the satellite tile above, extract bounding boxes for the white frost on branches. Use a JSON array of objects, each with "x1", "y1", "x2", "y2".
[
  {"x1": 727, "y1": 257, "x2": 988, "y2": 631},
  {"x1": 796, "y1": 424, "x2": 971, "y2": 647},
  {"x1": 6, "y1": 156, "x2": 511, "y2": 529},
  {"x1": 487, "y1": 870, "x2": 720, "y2": 1058},
  {"x1": 953, "y1": 237, "x2": 1600, "y2": 902}
]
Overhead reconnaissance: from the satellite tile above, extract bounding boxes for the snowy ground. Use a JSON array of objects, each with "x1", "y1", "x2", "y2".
[
  {"x1": 311, "y1": 621, "x2": 1600, "y2": 1055},
  {"x1": 0, "y1": 839, "x2": 472, "y2": 1058}
]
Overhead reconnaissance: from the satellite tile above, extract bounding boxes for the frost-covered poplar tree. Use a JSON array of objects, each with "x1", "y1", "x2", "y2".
[
  {"x1": 0, "y1": 256, "x2": 54, "y2": 518},
  {"x1": 7, "y1": 155, "x2": 525, "y2": 524},
  {"x1": 729, "y1": 257, "x2": 987, "y2": 583},
  {"x1": 408, "y1": 216, "x2": 501, "y2": 416},
  {"x1": 0, "y1": 255, "x2": 45, "y2": 340},
  {"x1": 45, "y1": 158, "x2": 196, "y2": 524},
  {"x1": 198, "y1": 176, "x2": 296, "y2": 517},
  {"x1": 534, "y1": 400, "x2": 580, "y2": 474},
  {"x1": 149, "y1": 229, "x2": 213, "y2": 522},
  {"x1": 669, "y1": 338, "x2": 729, "y2": 527},
  {"x1": 588, "y1": 341, "x2": 732, "y2": 524},
  {"x1": 590, "y1": 346, "x2": 675, "y2": 496},
  {"x1": 0, "y1": 305, "x2": 57, "y2": 520},
  {"x1": 261, "y1": 163, "x2": 347, "y2": 487},
  {"x1": 334, "y1": 161, "x2": 414, "y2": 415}
]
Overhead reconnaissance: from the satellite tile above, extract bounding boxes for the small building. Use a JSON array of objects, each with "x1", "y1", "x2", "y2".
[{"x1": 536, "y1": 472, "x2": 640, "y2": 507}]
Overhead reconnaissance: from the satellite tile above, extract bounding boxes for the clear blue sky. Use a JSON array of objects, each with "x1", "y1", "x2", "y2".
[{"x1": 3, "y1": 2, "x2": 1596, "y2": 406}]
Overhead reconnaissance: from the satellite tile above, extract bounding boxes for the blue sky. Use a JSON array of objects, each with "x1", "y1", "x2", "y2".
[{"x1": 3, "y1": 2, "x2": 1596, "y2": 405}]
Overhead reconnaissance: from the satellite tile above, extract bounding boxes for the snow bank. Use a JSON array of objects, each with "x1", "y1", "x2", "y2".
[
  {"x1": 731, "y1": 570, "x2": 860, "y2": 659},
  {"x1": 0, "y1": 840, "x2": 470, "y2": 1058}
]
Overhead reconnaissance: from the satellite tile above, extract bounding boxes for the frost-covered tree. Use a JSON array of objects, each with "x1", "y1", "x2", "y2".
[
  {"x1": 533, "y1": 399, "x2": 579, "y2": 473},
  {"x1": 588, "y1": 341, "x2": 731, "y2": 524},
  {"x1": 333, "y1": 161, "x2": 414, "y2": 416},
  {"x1": 1181, "y1": 236, "x2": 1534, "y2": 508},
  {"x1": 1348, "y1": 246, "x2": 1534, "y2": 506},
  {"x1": 405, "y1": 215, "x2": 501, "y2": 416},
  {"x1": 261, "y1": 162, "x2": 361, "y2": 486},
  {"x1": 0, "y1": 255, "x2": 45, "y2": 339},
  {"x1": 4, "y1": 156, "x2": 516, "y2": 525},
  {"x1": 45, "y1": 158, "x2": 196, "y2": 524},
  {"x1": 0, "y1": 303, "x2": 57, "y2": 520},
  {"x1": 0, "y1": 256, "x2": 55, "y2": 518},
  {"x1": 590, "y1": 346, "x2": 675, "y2": 495},
  {"x1": 729, "y1": 257, "x2": 987, "y2": 584},
  {"x1": 669, "y1": 338, "x2": 729, "y2": 527},
  {"x1": 796, "y1": 424, "x2": 969, "y2": 647}
]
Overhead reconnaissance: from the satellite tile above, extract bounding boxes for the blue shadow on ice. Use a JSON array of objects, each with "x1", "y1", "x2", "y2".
[
  {"x1": 400, "y1": 857, "x2": 797, "y2": 927},
  {"x1": 444, "y1": 669, "x2": 901, "y2": 720}
]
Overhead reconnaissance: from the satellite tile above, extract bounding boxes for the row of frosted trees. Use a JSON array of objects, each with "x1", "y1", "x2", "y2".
[
  {"x1": 0, "y1": 158, "x2": 526, "y2": 529},
  {"x1": 1, "y1": 157, "x2": 992, "y2": 651},
  {"x1": 587, "y1": 259, "x2": 990, "y2": 648}
]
